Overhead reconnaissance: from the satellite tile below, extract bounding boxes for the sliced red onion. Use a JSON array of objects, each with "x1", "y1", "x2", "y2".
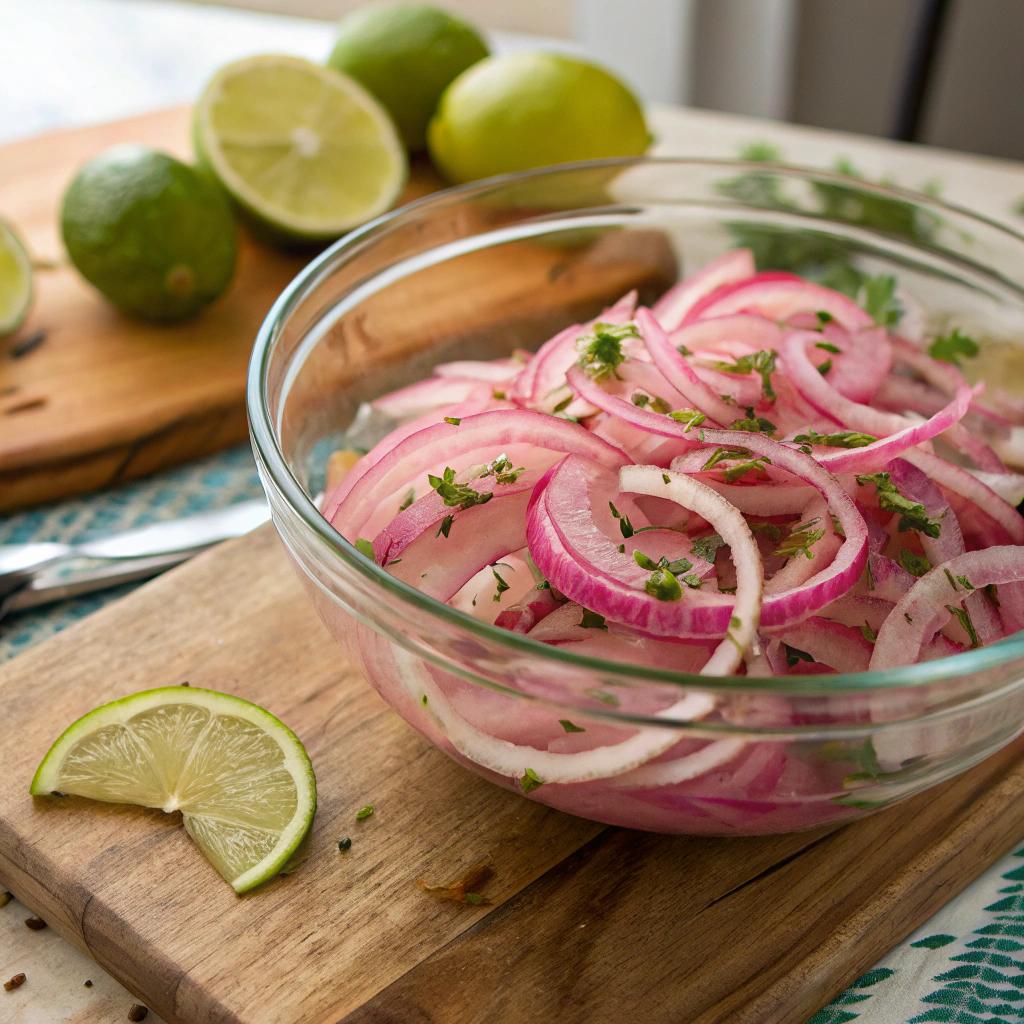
[
  {"x1": 886, "y1": 458, "x2": 964, "y2": 564},
  {"x1": 652, "y1": 249, "x2": 755, "y2": 331},
  {"x1": 371, "y1": 376, "x2": 494, "y2": 420},
  {"x1": 768, "y1": 617, "x2": 873, "y2": 674},
  {"x1": 432, "y1": 357, "x2": 526, "y2": 382},
  {"x1": 871, "y1": 547, "x2": 1024, "y2": 669}
]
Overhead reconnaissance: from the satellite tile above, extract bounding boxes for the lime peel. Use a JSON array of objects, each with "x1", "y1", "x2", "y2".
[
  {"x1": 0, "y1": 217, "x2": 33, "y2": 336},
  {"x1": 31, "y1": 686, "x2": 316, "y2": 894}
]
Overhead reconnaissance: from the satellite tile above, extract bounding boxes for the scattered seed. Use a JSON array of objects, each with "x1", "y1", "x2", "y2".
[
  {"x1": 24, "y1": 917, "x2": 46, "y2": 931},
  {"x1": 338, "y1": 837, "x2": 352, "y2": 851},
  {"x1": 0, "y1": 892, "x2": 10, "y2": 909},
  {"x1": 4, "y1": 974, "x2": 25, "y2": 992},
  {"x1": 10, "y1": 328, "x2": 46, "y2": 359},
  {"x1": 355, "y1": 805, "x2": 374, "y2": 821},
  {"x1": 84, "y1": 980, "x2": 93, "y2": 988},
  {"x1": 128, "y1": 1004, "x2": 149, "y2": 1021},
  {"x1": 418, "y1": 860, "x2": 493, "y2": 905}
]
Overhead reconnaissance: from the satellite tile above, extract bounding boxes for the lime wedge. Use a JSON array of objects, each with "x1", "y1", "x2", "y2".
[
  {"x1": 194, "y1": 55, "x2": 408, "y2": 242},
  {"x1": 0, "y1": 217, "x2": 33, "y2": 336},
  {"x1": 31, "y1": 687, "x2": 316, "y2": 893}
]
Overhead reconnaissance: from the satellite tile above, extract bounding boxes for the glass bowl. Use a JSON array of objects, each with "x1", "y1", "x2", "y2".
[{"x1": 249, "y1": 157, "x2": 1024, "y2": 836}]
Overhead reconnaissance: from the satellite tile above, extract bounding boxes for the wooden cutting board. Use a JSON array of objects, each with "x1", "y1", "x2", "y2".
[
  {"x1": 0, "y1": 107, "x2": 451, "y2": 513},
  {"x1": 3, "y1": 527, "x2": 1024, "y2": 1024}
]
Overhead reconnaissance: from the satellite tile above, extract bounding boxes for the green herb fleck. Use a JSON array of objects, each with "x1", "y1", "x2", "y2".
[
  {"x1": 560, "y1": 720, "x2": 586, "y2": 733},
  {"x1": 576, "y1": 322, "x2": 639, "y2": 381},
  {"x1": 729, "y1": 407, "x2": 777, "y2": 435},
  {"x1": 856, "y1": 472, "x2": 942, "y2": 537},
  {"x1": 667, "y1": 408, "x2": 707, "y2": 431},
  {"x1": 710, "y1": 349, "x2": 778, "y2": 402},
  {"x1": 817, "y1": 358, "x2": 833, "y2": 375},
  {"x1": 464, "y1": 893, "x2": 486, "y2": 905},
  {"x1": 957, "y1": 575, "x2": 974, "y2": 591},
  {"x1": 987, "y1": 583, "x2": 1001, "y2": 607},
  {"x1": 428, "y1": 466, "x2": 494, "y2": 510},
  {"x1": 701, "y1": 446, "x2": 771, "y2": 483},
  {"x1": 681, "y1": 574, "x2": 703, "y2": 589},
  {"x1": 899, "y1": 548, "x2": 932, "y2": 576},
  {"x1": 443, "y1": 416, "x2": 461, "y2": 425},
  {"x1": 691, "y1": 533, "x2": 726, "y2": 562},
  {"x1": 492, "y1": 390, "x2": 506, "y2": 400},
  {"x1": 860, "y1": 622, "x2": 877, "y2": 643},
  {"x1": 861, "y1": 274, "x2": 902, "y2": 327},
  {"x1": 944, "y1": 567, "x2": 958, "y2": 591},
  {"x1": 946, "y1": 604, "x2": 980, "y2": 648},
  {"x1": 928, "y1": 328, "x2": 979, "y2": 367},
  {"x1": 677, "y1": 343, "x2": 692, "y2": 356},
  {"x1": 356, "y1": 805, "x2": 374, "y2": 821},
  {"x1": 552, "y1": 393, "x2": 573, "y2": 414},
  {"x1": 794, "y1": 429, "x2": 877, "y2": 449},
  {"x1": 774, "y1": 518, "x2": 825, "y2": 560},
  {"x1": 662, "y1": 473, "x2": 671, "y2": 484},
  {"x1": 608, "y1": 501, "x2": 635, "y2": 538},
  {"x1": 421, "y1": 694, "x2": 428, "y2": 706},
  {"x1": 585, "y1": 687, "x2": 620, "y2": 706},
  {"x1": 436, "y1": 515, "x2": 454, "y2": 539},
  {"x1": 481, "y1": 454, "x2": 525, "y2": 485},
  {"x1": 816, "y1": 311, "x2": 835, "y2": 325},
  {"x1": 521, "y1": 768, "x2": 544, "y2": 794},
  {"x1": 355, "y1": 538, "x2": 375, "y2": 560},
  {"x1": 580, "y1": 609, "x2": 608, "y2": 629},
  {"x1": 815, "y1": 341, "x2": 841, "y2": 354},
  {"x1": 751, "y1": 521, "x2": 783, "y2": 542},
  {"x1": 492, "y1": 568, "x2": 510, "y2": 601},
  {"x1": 398, "y1": 488, "x2": 416, "y2": 511},
  {"x1": 631, "y1": 392, "x2": 650, "y2": 408},
  {"x1": 785, "y1": 645, "x2": 815, "y2": 667}
]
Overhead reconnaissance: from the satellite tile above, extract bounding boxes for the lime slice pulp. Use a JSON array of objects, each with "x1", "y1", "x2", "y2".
[
  {"x1": 194, "y1": 55, "x2": 408, "y2": 242},
  {"x1": 31, "y1": 687, "x2": 316, "y2": 893},
  {"x1": 0, "y1": 217, "x2": 33, "y2": 336}
]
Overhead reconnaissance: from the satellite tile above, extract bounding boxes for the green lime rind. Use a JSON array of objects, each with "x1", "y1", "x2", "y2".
[
  {"x1": 0, "y1": 217, "x2": 33, "y2": 336},
  {"x1": 31, "y1": 686, "x2": 317, "y2": 894},
  {"x1": 194, "y1": 55, "x2": 408, "y2": 244},
  {"x1": 60, "y1": 145, "x2": 237, "y2": 322},
  {"x1": 327, "y1": 3, "x2": 489, "y2": 152}
]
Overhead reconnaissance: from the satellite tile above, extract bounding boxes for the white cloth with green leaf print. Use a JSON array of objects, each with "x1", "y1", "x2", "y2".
[{"x1": 813, "y1": 841, "x2": 1024, "y2": 1022}]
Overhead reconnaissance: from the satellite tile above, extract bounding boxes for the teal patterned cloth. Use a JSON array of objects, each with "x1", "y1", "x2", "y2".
[
  {"x1": 2, "y1": 444, "x2": 1022, "y2": 1023},
  {"x1": 0, "y1": 445, "x2": 263, "y2": 662}
]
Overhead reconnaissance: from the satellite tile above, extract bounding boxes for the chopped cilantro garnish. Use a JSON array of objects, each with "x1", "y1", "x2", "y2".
[
  {"x1": 944, "y1": 567, "x2": 958, "y2": 591},
  {"x1": 609, "y1": 501, "x2": 634, "y2": 538},
  {"x1": 986, "y1": 583, "x2": 1001, "y2": 607},
  {"x1": 701, "y1": 446, "x2": 772, "y2": 483},
  {"x1": 928, "y1": 327, "x2": 979, "y2": 367},
  {"x1": 634, "y1": 550, "x2": 693, "y2": 602},
  {"x1": 464, "y1": 893, "x2": 486, "y2": 905},
  {"x1": 709, "y1": 349, "x2": 778, "y2": 402},
  {"x1": 576, "y1": 322, "x2": 639, "y2": 381},
  {"x1": 559, "y1": 719, "x2": 586, "y2": 733},
  {"x1": 421, "y1": 694, "x2": 428, "y2": 706},
  {"x1": 552, "y1": 393, "x2": 573, "y2": 414},
  {"x1": 861, "y1": 274, "x2": 902, "y2": 327},
  {"x1": 815, "y1": 341, "x2": 841, "y2": 353},
  {"x1": 677, "y1": 343, "x2": 692, "y2": 356},
  {"x1": 855, "y1": 472, "x2": 942, "y2": 538},
  {"x1": 958, "y1": 575, "x2": 975, "y2": 591},
  {"x1": 774, "y1": 518, "x2": 825, "y2": 560},
  {"x1": 580, "y1": 609, "x2": 608, "y2": 629},
  {"x1": 785, "y1": 644, "x2": 815, "y2": 667},
  {"x1": 428, "y1": 466, "x2": 493, "y2": 510},
  {"x1": 492, "y1": 568, "x2": 510, "y2": 601},
  {"x1": 899, "y1": 548, "x2": 932, "y2": 577},
  {"x1": 436, "y1": 515, "x2": 454, "y2": 539},
  {"x1": 398, "y1": 488, "x2": 416, "y2": 511},
  {"x1": 443, "y1": 416, "x2": 461, "y2": 425},
  {"x1": 521, "y1": 768, "x2": 544, "y2": 794},
  {"x1": 794, "y1": 429, "x2": 877, "y2": 449},
  {"x1": 354, "y1": 538, "x2": 376, "y2": 560},
  {"x1": 585, "y1": 687, "x2": 619, "y2": 706},
  {"x1": 631, "y1": 392, "x2": 650, "y2": 408},
  {"x1": 729, "y1": 408, "x2": 777, "y2": 435},
  {"x1": 668, "y1": 408, "x2": 706, "y2": 431},
  {"x1": 691, "y1": 533, "x2": 726, "y2": 562},
  {"x1": 816, "y1": 311, "x2": 835, "y2": 325},
  {"x1": 751, "y1": 521, "x2": 783, "y2": 542},
  {"x1": 662, "y1": 473, "x2": 671, "y2": 484},
  {"x1": 860, "y1": 622, "x2": 877, "y2": 643},
  {"x1": 817, "y1": 358, "x2": 833, "y2": 375},
  {"x1": 481, "y1": 453, "x2": 525, "y2": 485},
  {"x1": 946, "y1": 604, "x2": 980, "y2": 648},
  {"x1": 681, "y1": 574, "x2": 703, "y2": 589},
  {"x1": 492, "y1": 390, "x2": 505, "y2": 400}
]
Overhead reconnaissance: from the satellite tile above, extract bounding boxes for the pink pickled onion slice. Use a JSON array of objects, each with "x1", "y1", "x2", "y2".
[{"x1": 653, "y1": 249, "x2": 756, "y2": 331}]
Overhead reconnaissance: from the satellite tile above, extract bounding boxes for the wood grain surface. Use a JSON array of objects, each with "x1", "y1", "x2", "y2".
[
  {"x1": 0, "y1": 107, "x2": 446, "y2": 513},
  {"x1": 2, "y1": 527, "x2": 1024, "y2": 1023}
]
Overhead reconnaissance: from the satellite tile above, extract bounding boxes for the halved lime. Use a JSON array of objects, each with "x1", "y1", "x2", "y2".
[
  {"x1": 194, "y1": 55, "x2": 408, "y2": 243},
  {"x1": 31, "y1": 687, "x2": 316, "y2": 893},
  {"x1": 0, "y1": 217, "x2": 33, "y2": 336}
]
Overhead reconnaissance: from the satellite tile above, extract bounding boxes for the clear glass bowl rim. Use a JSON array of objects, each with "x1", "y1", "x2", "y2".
[{"x1": 248, "y1": 155, "x2": 1024, "y2": 696}]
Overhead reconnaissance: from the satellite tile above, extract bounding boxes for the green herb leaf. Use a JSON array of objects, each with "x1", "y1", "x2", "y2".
[
  {"x1": 855, "y1": 471, "x2": 942, "y2": 538},
  {"x1": 945, "y1": 604, "x2": 981, "y2": 648},
  {"x1": 709, "y1": 349, "x2": 778, "y2": 402},
  {"x1": 645, "y1": 567, "x2": 683, "y2": 601},
  {"x1": 492, "y1": 568, "x2": 510, "y2": 601},
  {"x1": 552, "y1": 393, "x2": 573, "y2": 414},
  {"x1": 928, "y1": 327, "x2": 979, "y2": 367},
  {"x1": 521, "y1": 768, "x2": 544, "y2": 794},
  {"x1": 608, "y1": 501, "x2": 635, "y2": 538},
  {"x1": 860, "y1": 622, "x2": 877, "y2": 643},
  {"x1": 586, "y1": 687, "x2": 620, "y2": 706},
  {"x1": 817, "y1": 358, "x2": 833, "y2": 375},
  {"x1": 492, "y1": 390, "x2": 505, "y2": 400},
  {"x1": 354, "y1": 538, "x2": 376, "y2": 560},
  {"x1": 701, "y1": 446, "x2": 772, "y2": 483},
  {"x1": 898, "y1": 548, "x2": 932, "y2": 576},
  {"x1": 580, "y1": 609, "x2": 608, "y2": 629},
  {"x1": 691, "y1": 533, "x2": 726, "y2": 562},
  {"x1": 443, "y1": 416, "x2": 461, "y2": 425},
  {"x1": 428, "y1": 466, "x2": 494, "y2": 510},
  {"x1": 816, "y1": 311, "x2": 835, "y2": 325},
  {"x1": 464, "y1": 893, "x2": 485, "y2": 905},
  {"x1": 481, "y1": 453, "x2": 525, "y2": 485},
  {"x1": 729, "y1": 408, "x2": 777, "y2": 435},
  {"x1": 398, "y1": 488, "x2": 416, "y2": 512},
  {"x1": 793, "y1": 429, "x2": 877, "y2": 449},
  {"x1": 631, "y1": 392, "x2": 650, "y2": 408},
  {"x1": 957, "y1": 575, "x2": 975, "y2": 591},
  {"x1": 751, "y1": 520, "x2": 783, "y2": 542},
  {"x1": 774, "y1": 518, "x2": 825, "y2": 560},
  {"x1": 861, "y1": 274, "x2": 902, "y2": 327},
  {"x1": 667, "y1": 408, "x2": 707, "y2": 431},
  {"x1": 436, "y1": 515, "x2": 454, "y2": 539},
  {"x1": 559, "y1": 719, "x2": 586, "y2": 733},
  {"x1": 576, "y1": 322, "x2": 639, "y2": 381},
  {"x1": 785, "y1": 644, "x2": 815, "y2": 667},
  {"x1": 355, "y1": 805, "x2": 374, "y2": 821},
  {"x1": 681, "y1": 574, "x2": 703, "y2": 589},
  {"x1": 814, "y1": 340, "x2": 841, "y2": 354}
]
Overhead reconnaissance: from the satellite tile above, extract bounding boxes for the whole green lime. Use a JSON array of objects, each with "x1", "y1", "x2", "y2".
[
  {"x1": 61, "y1": 145, "x2": 237, "y2": 322},
  {"x1": 427, "y1": 53, "x2": 651, "y2": 184},
  {"x1": 327, "y1": 4, "x2": 489, "y2": 152}
]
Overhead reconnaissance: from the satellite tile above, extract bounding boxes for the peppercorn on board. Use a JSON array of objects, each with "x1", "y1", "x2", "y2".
[{"x1": 2, "y1": 526, "x2": 1024, "y2": 1023}]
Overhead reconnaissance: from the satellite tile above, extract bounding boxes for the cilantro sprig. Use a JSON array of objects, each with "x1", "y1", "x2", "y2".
[
  {"x1": 861, "y1": 274, "x2": 902, "y2": 327},
  {"x1": 793, "y1": 429, "x2": 877, "y2": 449},
  {"x1": 428, "y1": 467, "x2": 493, "y2": 510},
  {"x1": 701, "y1": 446, "x2": 772, "y2": 483},
  {"x1": 928, "y1": 327, "x2": 979, "y2": 367},
  {"x1": 774, "y1": 518, "x2": 825, "y2": 560},
  {"x1": 481, "y1": 454, "x2": 525, "y2": 485},
  {"x1": 668, "y1": 408, "x2": 706, "y2": 431},
  {"x1": 729, "y1": 407, "x2": 777, "y2": 435},
  {"x1": 898, "y1": 548, "x2": 932, "y2": 577},
  {"x1": 855, "y1": 472, "x2": 943, "y2": 538},
  {"x1": 576, "y1": 322, "x2": 639, "y2": 381},
  {"x1": 709, "y1": 349, "x2": 778, "y2": 402}
]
